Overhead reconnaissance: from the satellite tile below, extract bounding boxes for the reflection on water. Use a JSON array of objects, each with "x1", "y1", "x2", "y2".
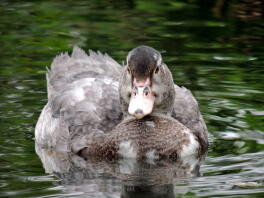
[
  {"x1": 0, "y1": 0, "x2": 264, "y2": 197},
  {"x1": 36, "y1": 144, "x2": 203, "y2": 198}
]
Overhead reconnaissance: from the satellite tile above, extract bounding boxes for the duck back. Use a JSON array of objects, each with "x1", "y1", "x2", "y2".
[{"x1": 78, "y1": 116, "x2": 204, "y2": 160}]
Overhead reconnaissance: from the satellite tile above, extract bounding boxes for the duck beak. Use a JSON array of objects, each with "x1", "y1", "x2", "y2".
[{"x1": 128, "y1": 77, "x2": 155, "y2": 119}]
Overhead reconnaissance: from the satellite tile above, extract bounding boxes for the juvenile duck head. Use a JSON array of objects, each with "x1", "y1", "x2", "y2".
[{"x1": 119, "y1": 46, "x2": 176, "y2": 119}]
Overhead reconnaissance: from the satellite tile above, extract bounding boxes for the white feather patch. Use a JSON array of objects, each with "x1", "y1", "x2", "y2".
[
  {"x1": 73, "y1": 87, "x2": 85, "y2": 102},
  {"x1": 145, "y1": 121, "x2": 156, "y2": 128},
  {"x1": 118, "y1": 141, "x2": 137, "y2": 158},
  {"x1": 102, "y1": 78, "x2": 113, "y2": 85},
  {"x1": 145, "y1": 150, "x2": 159, "y2": 160},
  {"x1": 73, "y1": 77, "x2": 96, "y2": 87},
  {"x1": 180, "y1": 129, "x2": 199, "y2": 157}
]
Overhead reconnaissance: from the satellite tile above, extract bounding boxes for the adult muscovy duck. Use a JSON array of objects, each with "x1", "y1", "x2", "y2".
[{"x1": 35, "y1": 45, "x2": 208, "y2": 159}]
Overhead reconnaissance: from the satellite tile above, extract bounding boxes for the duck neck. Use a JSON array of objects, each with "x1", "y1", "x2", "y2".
[{"x1": 122, "y1": 111, "x2": 172, "y2": 121}]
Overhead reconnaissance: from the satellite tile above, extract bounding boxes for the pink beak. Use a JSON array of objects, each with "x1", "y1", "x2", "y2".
[{"x1": 128, "y1": 77, "x2": 155, "y2": 119}]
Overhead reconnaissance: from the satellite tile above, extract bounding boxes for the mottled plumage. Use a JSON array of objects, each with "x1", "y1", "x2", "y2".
[{"x1": 77, "y1": 116, "x2": 204, "y2": 160}]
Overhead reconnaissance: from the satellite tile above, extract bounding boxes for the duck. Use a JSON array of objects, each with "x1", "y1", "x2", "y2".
[{"x1": 35, "y1": 45, "x2": 208, "y2": 160}]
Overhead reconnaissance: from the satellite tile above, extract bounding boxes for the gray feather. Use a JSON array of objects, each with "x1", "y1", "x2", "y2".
[
  {"x1": 172, "y1": 85, "x2": 208, "y2": 144},
  {"x1": 47, "y1": 46, "x2": 122, "y2": 99}
]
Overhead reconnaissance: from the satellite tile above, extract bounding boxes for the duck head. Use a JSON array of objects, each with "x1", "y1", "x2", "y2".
[{"x1": 119, "y1": 46, "x2": 176, "y2": 119}]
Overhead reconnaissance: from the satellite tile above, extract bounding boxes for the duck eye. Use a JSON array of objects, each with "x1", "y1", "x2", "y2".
[
  {"x1": 143, "y1": 87, "x2": 149, "y2": 96},
  {"x1": 154, "y1": 67, "x2": 159, "y2": 74},
  {"x1": 132, "y1": 87, "x2": 138, "y2": 97}
]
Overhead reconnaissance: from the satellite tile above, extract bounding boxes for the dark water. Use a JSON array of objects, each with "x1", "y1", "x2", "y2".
[{"x1": 0, "y1": 0, "x2": 264, "y2": 197}]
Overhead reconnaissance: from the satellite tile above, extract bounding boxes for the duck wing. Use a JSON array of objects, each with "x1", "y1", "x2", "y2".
[
  {"x1": 35, "y1": 47, "x2": 123, "y2": 150},
  {"x1": 47, "y1": 46, "x2": 122, "y2": 99},
  {"x1": 172, "y1": 85, "x2": 208, "y2": 149}
]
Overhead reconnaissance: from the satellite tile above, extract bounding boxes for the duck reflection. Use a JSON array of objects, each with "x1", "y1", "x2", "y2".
[{"x1": 36, "y1": 143, "x2": 205, "y2": 198}]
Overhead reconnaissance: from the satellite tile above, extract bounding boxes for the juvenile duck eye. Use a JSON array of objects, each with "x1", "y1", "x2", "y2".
[
  {"x1": 143, "y1": 87, "x2": 149, "y2": 96},
  {"x1": 132, "y1": 87, "x2": 138, "y2": 97},
  {"x1": 154, "y1": 67, "x2": 159, "y2": 74}
]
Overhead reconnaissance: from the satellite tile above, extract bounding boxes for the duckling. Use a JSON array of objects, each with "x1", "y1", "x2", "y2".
[{"x1": 74, "y1": 46, "x2": 208, "y2": 159}]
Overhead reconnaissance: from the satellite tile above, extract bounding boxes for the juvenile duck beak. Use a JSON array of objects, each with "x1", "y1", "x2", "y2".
[{"x1": 128, "y1": 77, "x2": 155, "y2": 119}]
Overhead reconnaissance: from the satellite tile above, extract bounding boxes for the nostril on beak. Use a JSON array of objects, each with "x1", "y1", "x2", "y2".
[{"x1": 134, "y1": 109, "x2": 143, "y2": 115}]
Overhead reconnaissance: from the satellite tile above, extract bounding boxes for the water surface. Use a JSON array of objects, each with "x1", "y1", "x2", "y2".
[{"x1": 0, "y1": 0, "x2": 263, "y2": 197}]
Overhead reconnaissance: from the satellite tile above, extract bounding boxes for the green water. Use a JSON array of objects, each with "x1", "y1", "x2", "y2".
[{"x1": 0, "y1": 0, "x2": 263, "y2": 197}]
